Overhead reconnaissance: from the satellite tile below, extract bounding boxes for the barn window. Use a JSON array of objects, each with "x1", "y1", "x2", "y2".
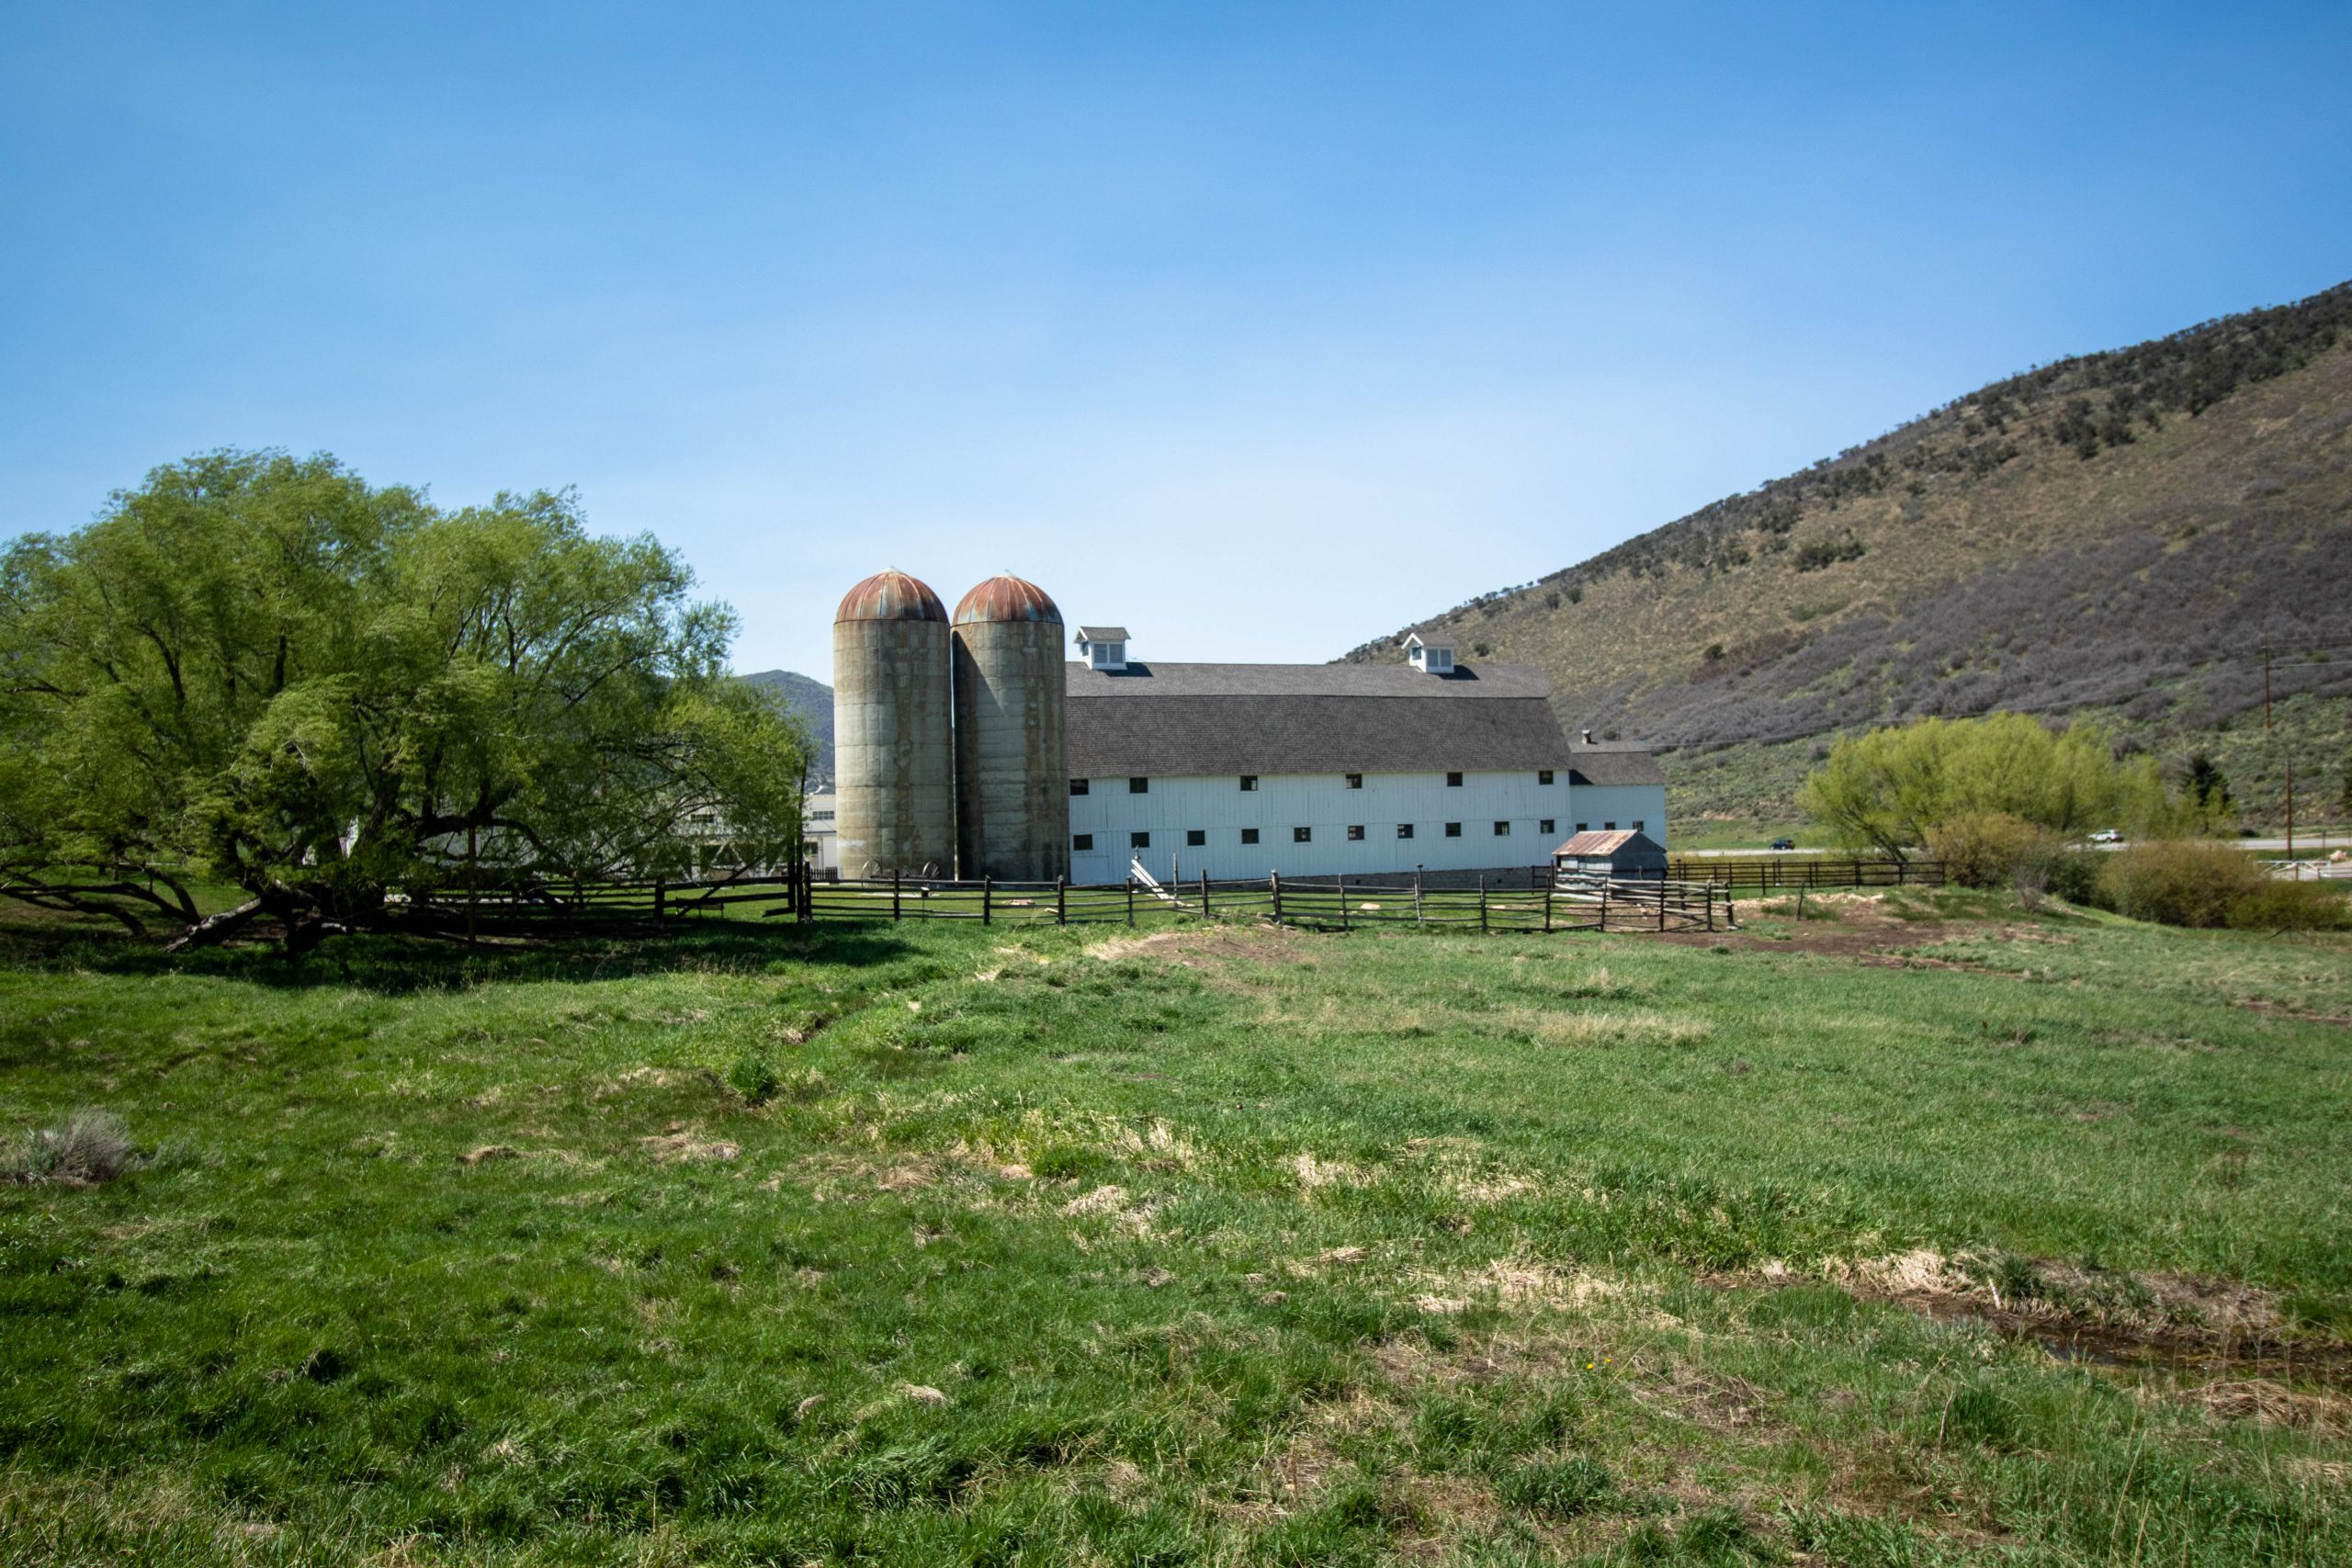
[
  {"x1": 1540, "y1": 819, "x2": 1555, "y2": 836},
  {"x1": 1240, "y1": 828, "x2": 1260, "y2": 844},
  {"x1": 1130, "y1": 830, "x2": 1150, "y2": 849},
  {"x1": 1396, "y1": 824, "x2": 1414, "y2": 840},
  {"x1": 1576, "y1": 822, "x2": 1589, "y2": 832},
  {"x1": 1128, "y1": 777, "x2": 1149, "y2": 794},
  {"x1": 1444, "y1": 822, "x2": 1462, "y2": 838},
  {"x1": 1072, "y1": 833, "x2": 1093, "y2": 851},
  {"x1": 1445, "y1": 772, "x2": 1463, "y2": 787},
  {"x1": 1538, "y1": 770, "x2": 1554, "y2": 785},
  {"x1": 1186, "y1": 829, "x2": 1205, "y2": 847},
  {"x1": 1345, "y1": 773, "x2": 1363, "y2": 789},
  {"x1": 1294, "y1": 827, "x2": 1312, "y2": 843},
  {"x1": 1347, "y1": 825, "x2": 1365, "y2": 840},
  {"x1": 1493, "y1": 821, "x2": 1510, "y2": 836},
  {"x1": 1603, "y1": 821, "x2": 1615, "y2": 830},
  {"x1": 1238, "y1": 774, "x2": 1258, "y2": 791},
  {"x1": 1069, "y1": 778, "x2": 1090, "y2": 795},
  {"x1": 1633, "y1": 819, "x2": 1645, "y2": 830}
]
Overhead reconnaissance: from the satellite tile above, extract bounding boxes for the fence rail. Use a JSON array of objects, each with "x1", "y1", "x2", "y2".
[
  {"x1": 1664, "y1": 856, "x2": 1945, "y2": 892},
  {"x1": 389, "y1": 863, "x2": 1742, "y2": 937}
]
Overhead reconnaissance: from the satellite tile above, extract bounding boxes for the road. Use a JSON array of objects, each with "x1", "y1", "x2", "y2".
[{"x1": 1673, "y1": 836, "x2": 2342, "y2": 857}]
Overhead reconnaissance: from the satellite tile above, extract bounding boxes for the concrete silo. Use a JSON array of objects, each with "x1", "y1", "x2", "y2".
[
  {"x1": 831, "y1": 570, "x2": 955, "y2": 877},
  {"x1": 951, "y1": 574, "x2": 1069, "y2": 882}
]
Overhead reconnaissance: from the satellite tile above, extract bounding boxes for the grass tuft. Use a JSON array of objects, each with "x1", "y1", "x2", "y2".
[{"x1": 4, "y1": 1108, "x2": 134, "y2": 1184}]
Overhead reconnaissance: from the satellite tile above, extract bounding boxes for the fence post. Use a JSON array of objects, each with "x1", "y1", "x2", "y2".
[
  {"x1": 1543, "y1": 881, "x2": 1553, "y2": 933},
  {"x1": 1200, "y1": 871, "x2": 1210, "y2": 919},
  {"x1": 1339, "y1": 875, "x2": 1349, "y2": 931},
  {"x1": 1126, "y1": 876, "x2": 1135, "y2": 926},
  {"x1": 1705, "y1": 886, "x2": 1714, "y2": 932},
  {"x1": 892, "y1": 868, "x2": 902, "y2": 922},
  {"x1": 1271, "y1": 871, "x2": 1282, "y2": 925},
  {"x1": 1600, "y1": 882, "x2": 1610, "y2": 931},
  {"x1": 1415, "y1": 864, "x2": 1425, "y2": 927},
  {"x1": 1896, "y1": 858, "x2": 1906, "y2": 886},
  {"x1": 655, "y1": 876, "x2": 666, "y2": 920},
  {"x1": 1658, "y1": 882, "x2": 1667, "y2": 932},
  {"x1": 1479, "y1": 876, "x2": 1488, "y2": 934},
  {"x1": 982, "y1": 877, "x2": 992, "y2": 925}
]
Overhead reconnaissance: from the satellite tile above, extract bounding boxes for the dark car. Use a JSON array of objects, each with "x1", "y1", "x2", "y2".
[{"x1": 1768, "y1": 838, "x2": 1795, "y2": 851}]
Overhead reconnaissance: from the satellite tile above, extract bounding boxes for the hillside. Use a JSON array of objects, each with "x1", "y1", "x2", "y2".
[
  {"x1": 741, "y1": 668, "x2": 835, "y2": 785},
  {"x1": 1349, "y1": 283, "x2": 2352, "y2": 828}
]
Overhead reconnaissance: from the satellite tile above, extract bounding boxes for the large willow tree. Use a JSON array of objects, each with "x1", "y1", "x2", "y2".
[{"x1": 0, "y1": 450, "x2": 804, "y2": 951}]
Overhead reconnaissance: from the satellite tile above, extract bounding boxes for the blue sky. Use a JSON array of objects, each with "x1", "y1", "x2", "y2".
[{"x1": 5, "y1": 3, "x2": 2348, "y2": 679}]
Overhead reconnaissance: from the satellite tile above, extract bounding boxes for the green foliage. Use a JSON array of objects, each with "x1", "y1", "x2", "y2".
[
  {"x1": 0, "y1": 450, "x2": 803, "y2": 946},
  {"x1": 2092, "y1": 841, "x2": 2267, "y2": 928},
  {"x1": 2227, "y1": 879, "x2": 2352, "y2": 932},
  {"x1": 1923, "y1": 811, "x2": 2064, "y2": 891},
  {"x1": 1798, "y1": 714, "x2": 2187, "y2": 856}
]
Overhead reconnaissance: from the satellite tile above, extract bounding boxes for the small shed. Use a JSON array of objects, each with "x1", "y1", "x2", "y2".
[{"x1": 1551, "y1": 829, "x2": 1668, "y2": 882}]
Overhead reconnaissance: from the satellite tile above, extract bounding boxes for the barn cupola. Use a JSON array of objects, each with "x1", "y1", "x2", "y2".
[
  {"x1": 1404, "y1": 632, "x2": 1455, "y2": 674},
  {"x1": 1075, "y1": 626, "x2": 1130, "y2": 671}
]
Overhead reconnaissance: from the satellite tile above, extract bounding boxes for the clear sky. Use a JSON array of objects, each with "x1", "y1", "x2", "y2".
[{"x1": 6, "y1": 2, "x2": 2348, "y2": 680}]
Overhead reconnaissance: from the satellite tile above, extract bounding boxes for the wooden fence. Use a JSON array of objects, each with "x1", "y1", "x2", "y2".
[
  {"x1": 391, "y1": 863, "x2": 1736, "y2": 936},
  {"x1": 1663, "y1": 856, "x2": 1945, "y2": 892}
]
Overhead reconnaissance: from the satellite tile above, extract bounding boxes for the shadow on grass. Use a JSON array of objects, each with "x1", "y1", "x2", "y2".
[{"x1": 0, "y1": 913, "x2": 926, "y2": 996}]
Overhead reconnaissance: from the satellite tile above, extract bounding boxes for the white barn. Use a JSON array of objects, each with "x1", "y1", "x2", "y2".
[{"x1": 1063, "y1": 629, "x2": 1666, "y2": 886}]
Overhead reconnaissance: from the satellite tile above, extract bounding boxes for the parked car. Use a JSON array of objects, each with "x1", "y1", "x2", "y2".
[
  {"x1": 1768, "y1": 837, "x2": 1796, "y2": 851},
  {"x1": 2089, "y1": 829, "x2": 2122, "y2": 844}
]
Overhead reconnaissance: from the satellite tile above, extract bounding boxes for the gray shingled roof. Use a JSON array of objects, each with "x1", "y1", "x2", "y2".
[
  {"x1": 1075, "y1": 626, "x2": 1129, "y2": 642},
  {"x1": 1564, "y1": 745, "x2": 1667, "y2": 787},
  {"x1": 1065, "y1": 660, "x2": 1621, "y2": 777}
]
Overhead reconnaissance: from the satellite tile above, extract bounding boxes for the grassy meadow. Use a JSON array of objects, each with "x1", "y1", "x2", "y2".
[{"x1": 2, "y1": 889, "x2": 2348, "y2": 1565}]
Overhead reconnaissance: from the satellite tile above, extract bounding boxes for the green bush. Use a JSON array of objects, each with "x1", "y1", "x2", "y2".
[
  {"x1": 2045, "y1": 850, "x2": 2103, "y2": 904},
  {"x1": 2227, "y1": 879, "x2": 2352, "y2": 932},
  {"x1": 2092, "y1": 842, "x2": 2266, "y2": 929},
  {"x1": 1925, "y1": 812, "x2": 2061, "y2": 891}
]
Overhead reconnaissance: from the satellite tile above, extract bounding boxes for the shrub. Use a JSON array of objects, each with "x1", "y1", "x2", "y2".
[
  {"x1": 2045, "y1": 850, "x2": 2103, "y2": 904},
  {"x1": 2092, "y1": 842, "x2": 2266, "y2": 929},
  {"x1": 2227, "y1": 879, "x2": 2352, "y2": 932},
  {"x1": 5, "y1": 1109, "x2": 133, "y2": 1185},
  {"x1": 1926, "y1": 812, "x2": 2062, "y2": 891}
]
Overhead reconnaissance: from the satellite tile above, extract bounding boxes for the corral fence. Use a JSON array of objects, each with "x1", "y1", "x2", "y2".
[
  {"x1": 1664, "y1": 856, "x2": 1946, "y2": 892},
  {"x1": 391, "y1": 862, "x2": 1736, "y2": 936},
  {"x1": 1162, "y1": 871, "x2": 1733, "y2": 934}
]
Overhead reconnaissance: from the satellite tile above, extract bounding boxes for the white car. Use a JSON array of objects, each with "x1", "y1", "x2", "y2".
[{"x1": 2089, "y1": 829, "x2": 2122, "y2": 844}]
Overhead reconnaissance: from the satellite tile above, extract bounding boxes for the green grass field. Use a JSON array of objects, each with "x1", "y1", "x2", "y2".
[{"x1": 3, "y1": 891, "x2": 2347, "y2": 1565}]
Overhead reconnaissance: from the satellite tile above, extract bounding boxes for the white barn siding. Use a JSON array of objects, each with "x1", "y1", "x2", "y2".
[
  {"x1": 1562, "y1": 785, "x2": 1668, "y2": 848},
  {"x1": 1067, "y1": 770, "x2": 1570, "y2": 883}
]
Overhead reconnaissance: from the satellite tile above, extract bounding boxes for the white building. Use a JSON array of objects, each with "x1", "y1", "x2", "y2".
[{"x1": 1063, "y1": 630, "x2": 1666, "y2": 886}]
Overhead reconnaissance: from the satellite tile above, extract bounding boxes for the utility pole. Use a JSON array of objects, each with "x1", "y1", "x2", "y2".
[{"x1": 2264, "y1": 634, "x2": 2292, "y2": 861}]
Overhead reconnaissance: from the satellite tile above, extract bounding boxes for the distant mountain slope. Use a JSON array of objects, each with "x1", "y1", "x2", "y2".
[
  {"x1": 1348, "y1": 283, "x2": 2352, "y2": 822},
  {"x1": 740, "y1": 669, "x2": 834, "y2": 786}
]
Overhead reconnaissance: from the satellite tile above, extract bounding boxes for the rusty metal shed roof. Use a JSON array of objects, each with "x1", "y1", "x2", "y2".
[
  {"x1": 1551, "y1": 829, "x2": 1664, "y2": 859},
  {"x1": 836, "y1": 570, "x2": 947, "y2": 623},
  {"x1": 955, "y1": 574, "x2": 1062, "y2": 625}
]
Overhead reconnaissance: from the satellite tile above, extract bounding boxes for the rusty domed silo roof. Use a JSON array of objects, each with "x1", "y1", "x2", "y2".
[
  {"x1": 954, "y1": 574, "x2": 1062, "y2": 626},
  {"x1": 836, "y1": 570, "x2": 948, "y2": 623}
]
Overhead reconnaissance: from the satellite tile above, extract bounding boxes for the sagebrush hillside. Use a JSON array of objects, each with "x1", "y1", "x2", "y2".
[
  {"x1": 741, "y1": 668, "x2": 834, "y2": 785},
  {"x1": 1348, "y1": 283, "x2": 2352, "y2": 824}
]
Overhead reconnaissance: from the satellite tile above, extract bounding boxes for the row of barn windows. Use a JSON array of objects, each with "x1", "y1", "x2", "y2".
[
  {"x1": 1072, "y1": 820, "x2": 1577, "y2": 852},
  {"x1": 1069, "y1": 818, "x2": 1644, "y2": 852},
  {"x1": 1072, "y1": 770, "x2": 1555, "y2": 795}
]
